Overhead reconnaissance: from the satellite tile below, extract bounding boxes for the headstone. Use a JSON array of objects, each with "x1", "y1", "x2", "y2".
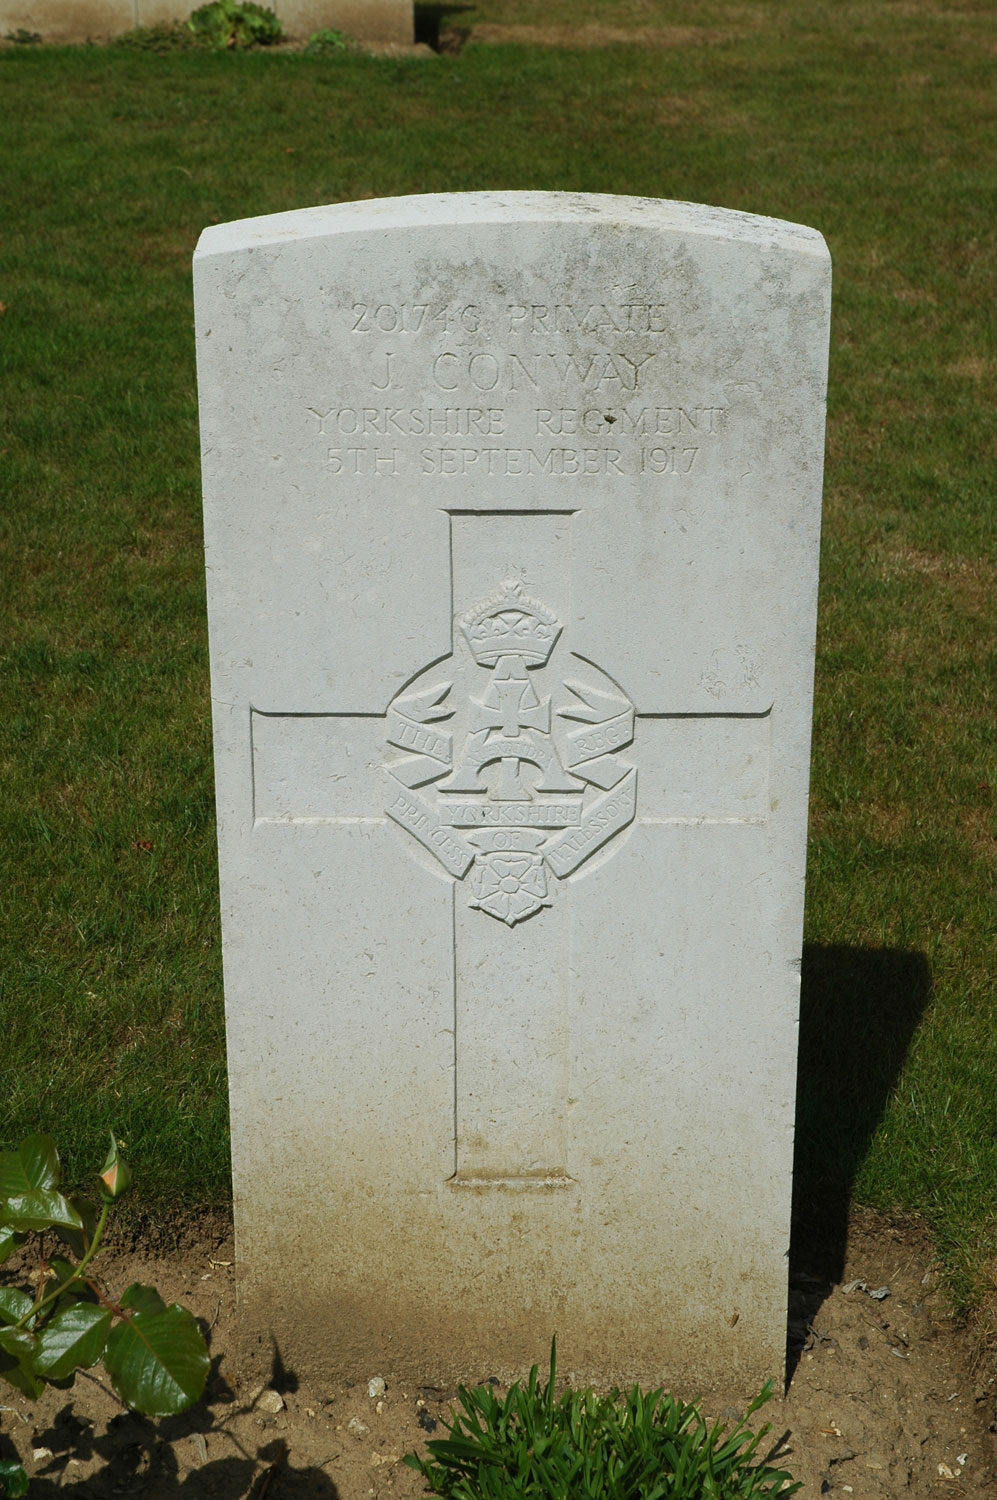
[
  {"x1": 0, "y1": 0, "x2": 412, "y2": 45},
  {"x1": 275, "y1": 0, "x2": 410, "y2": 45},
  {"x1": 0, "y1": 0, "x2": 134, "y2": 41},
  {"x1": 194, "y1": 192, "x2": 830, "y2": 1390}
]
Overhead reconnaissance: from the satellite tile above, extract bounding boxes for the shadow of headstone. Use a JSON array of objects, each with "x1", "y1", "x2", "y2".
[
  {"x1": 788, "y1": 941, "x2": 931, "y2": 1378},
  {"x1": 414, "y1": 1, "x2": 474, "y2": 51}
]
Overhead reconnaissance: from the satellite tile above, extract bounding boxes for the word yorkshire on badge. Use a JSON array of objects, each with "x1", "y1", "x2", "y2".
[{"x1": 384, "y1": 580, "x2": 637, "y2": 924}]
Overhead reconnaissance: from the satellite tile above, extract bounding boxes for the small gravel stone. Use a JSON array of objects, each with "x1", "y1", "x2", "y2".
[
  {"x1": 368, "y1": 1376, "x2": 387, "y2": 1399},
  {"x1": 256, "y1": 1389, "x2": 285, "y2": 1414}
]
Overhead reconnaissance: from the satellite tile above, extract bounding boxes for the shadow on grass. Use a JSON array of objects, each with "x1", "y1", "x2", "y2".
[
  {"x1": 414, "y1": 2, "x2": 474, "y2": 51},
  {"x1": 787, "y1": 942, "x2": 931, "y2": 1381}
]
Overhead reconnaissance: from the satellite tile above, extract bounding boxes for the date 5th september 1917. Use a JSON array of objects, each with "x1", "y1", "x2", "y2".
[{"x1": 325, "y1": 445, "x2": 701, "y2": 477}]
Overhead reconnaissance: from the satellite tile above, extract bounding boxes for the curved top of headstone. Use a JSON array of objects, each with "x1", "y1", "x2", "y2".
[{"x1": 194, "y1": 190, "x2": 829, "y2": 263}]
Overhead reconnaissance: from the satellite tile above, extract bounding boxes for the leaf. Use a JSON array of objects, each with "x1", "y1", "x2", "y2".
[
  {"x1": 0, "y1": 1227, "x2": 23, "y2": 1265},
  {"x1": 0, "y1": 1459, "x2": 29, "y2": 1498},
  {"x1": 47, "y1": 1256, "x2": 84, "y2": 1295},
  {"x1": 34, "y1": 1303, "x2": 112, "y2": 1379},
  {"x1": 400, "y1": 1364, "x2": 801, "y2": 1499},
  {"x1": 103, "y1": 1295, "x2": 208, "y2": 1416},
  {"x1": 0, "y1": 1362, "x2": 44, "y2": 1401},
  {"x1": 120, "y1": 1283, "x2": 167, "y2": 1317},
  {"x1": 0, "y1": 1327, "x2": 43, "y2": 1400},
  {"x1": 0, "y1": 1136, "x2": 60, "y2": 1197},
  {"x1": 2, "y1": 1189, "x2": 83, "y2": 1233},
  {"x1": 0, "y1": 1288, "x2": 33, "y2": 1326},
  {"x1": 56, "y1": 1193, "x2": 100, "y2": 1258},
  {"x1": 0, "y1": 1327, "x2": 37, "y2": 1358}
]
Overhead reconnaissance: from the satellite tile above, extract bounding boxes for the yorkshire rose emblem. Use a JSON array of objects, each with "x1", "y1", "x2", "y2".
[
  {"x1": 384, "y1": 581, "x2": 637, "y2": 925},
  {"x1": 469, "y1": 849, "x2": 551, "y2": 926}
]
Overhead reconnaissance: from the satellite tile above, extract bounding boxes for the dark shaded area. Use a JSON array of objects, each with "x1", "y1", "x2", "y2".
[
  {"x1": 787, "y1": 943, "x2": 931, "y2": 1380},
  {"x1": 414, "y1": 2, "x2": 474, "y2": 52},
  {"x1": 20, "y1": 1347, "x2": 338, "y2": 1498},
  {"x1": 266, "y1": 1340, "x2": 301, "y2": 1399}
]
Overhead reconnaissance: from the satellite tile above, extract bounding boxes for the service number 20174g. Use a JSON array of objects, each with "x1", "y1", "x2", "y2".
[{"x1": 351, "y1": 304, "x2": 482, "y2": 334}]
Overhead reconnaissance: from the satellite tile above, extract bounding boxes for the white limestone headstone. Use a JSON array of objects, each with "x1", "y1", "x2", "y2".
[
  {"x1": 0, "y1": 0, "x2": 412, "y2": 46},
  {"x1": 194, "y1": 192, "x2": 830, "y2": 1391}
]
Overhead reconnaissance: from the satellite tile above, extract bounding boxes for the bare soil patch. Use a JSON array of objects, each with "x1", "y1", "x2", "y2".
[{"x1": 1, "y1": 1210, "x2": 994, "y2": 1497}]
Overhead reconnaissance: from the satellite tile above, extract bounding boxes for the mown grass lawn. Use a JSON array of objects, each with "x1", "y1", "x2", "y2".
[{"x1": 1, "y1": 1, "x2": 994, "y2": 1311}]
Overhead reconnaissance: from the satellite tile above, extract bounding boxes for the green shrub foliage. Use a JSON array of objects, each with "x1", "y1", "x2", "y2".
[
  {"x1": 110, "y1": 22, "x2": 201, "y2": 51},
  {"x1": 304, "y1": 27, "x2": 352, "y2": 54},
  {"x1": 404, "y1": 1342, "x2": 800, "y2": 1500},
  {"x1": 0, "y1": 1135, "x2": 209, "y2": 1496},
  {"x1": 188, "y1": 1, "x2": 283, "y2": 49}
]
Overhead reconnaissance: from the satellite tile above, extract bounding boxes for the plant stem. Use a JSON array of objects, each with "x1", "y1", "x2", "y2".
[
  {"x1": 83, "y1": 1278, "x2": 125, "y2": 1318},
  {"x1": 16, "y1": 1200, "x2": 111, "y2": 1328}
]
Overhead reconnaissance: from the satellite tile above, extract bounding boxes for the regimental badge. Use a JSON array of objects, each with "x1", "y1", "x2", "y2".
[{"x1": 384, "y1": 581, "x2": 637, "y2": 925}]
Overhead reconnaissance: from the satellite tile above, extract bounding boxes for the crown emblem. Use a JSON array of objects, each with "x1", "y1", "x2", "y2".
[{"x1": 459, "y1": 580, "x2": 561, "y2": 668}]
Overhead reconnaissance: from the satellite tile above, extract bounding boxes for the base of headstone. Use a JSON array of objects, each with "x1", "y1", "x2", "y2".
[{"x1": 276, "y1": 0, "x2": 410, "y2": 44}]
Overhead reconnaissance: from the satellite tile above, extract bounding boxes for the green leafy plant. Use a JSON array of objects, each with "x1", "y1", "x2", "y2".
[
  {"x1": 0, "y1": 1463, "x2": 26, "y2": 1500},
  {"x1": 110, "y1": 22, "x2": 201, "y2": 52},
  {"x1": 404, "y1": 1340, "x2": 799, "y2": 1500},
  {"x1": 304, "y1": 27, "x2": 352, "y2": 54},
  {"x1": 187, "y1": 0, "x2": 283, "y2": 50},
  {"x1": 0, "y1": 1134, "x2": 209, "y2": 1497}
]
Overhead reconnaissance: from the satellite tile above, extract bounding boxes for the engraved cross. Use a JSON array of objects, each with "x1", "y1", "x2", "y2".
[{"x1": 248, "y1": 512, "x2": 772, "y2": 1189}]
